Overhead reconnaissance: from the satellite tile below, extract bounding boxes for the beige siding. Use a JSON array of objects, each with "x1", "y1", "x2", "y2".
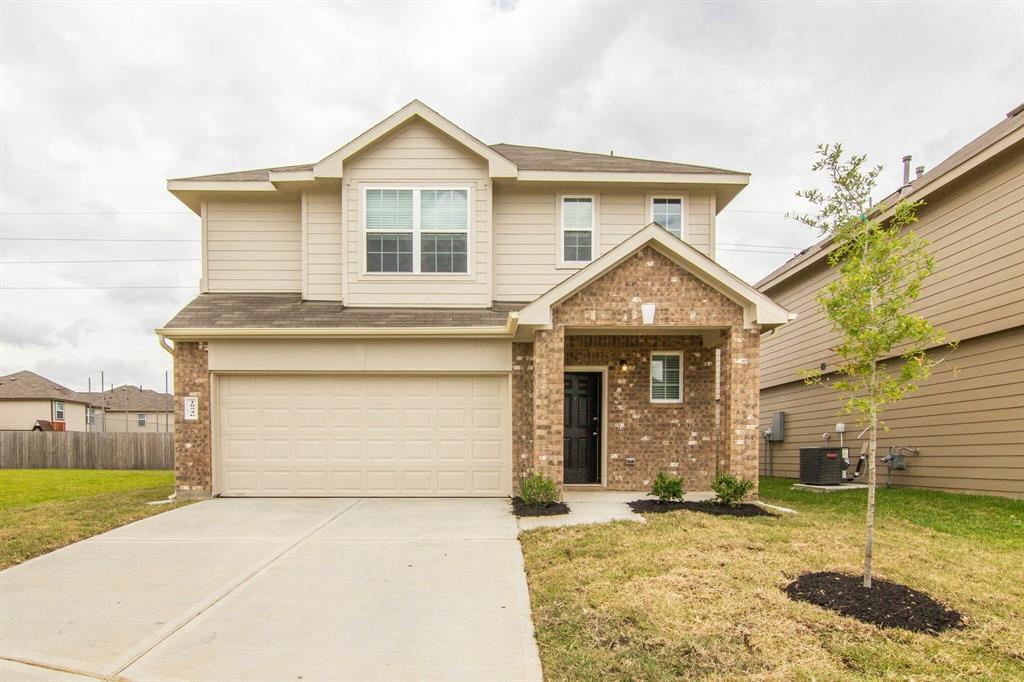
[
  {"x1": 0, "y1": 400, "x2": 52, "y2": 430},
  {"x1": 206, "y1": 197, "x2": 301, "y2": 292},
  {"x1": 208, "y1": 338, "x2": 512, "y2": 373},
  {"x1": 102, "y1": 411, "x2": 174, "y2": 433},
  {"x1": 761, "y1": 145, "x2": 1024, "y2": 390},
  {"x1": 342, "y1": 119, "x2": 491, "y2": 306},
  {"x1": 304, "y1": 189, "x2": 343, "y2": 301},
  {"x1": 493, "y1": 185, "x2": 716, "y2": 301},
  {"x1": 0, "y1": 400, "x2": 88, "y2": 431},
  {"x1": 760, "y1": 328, "x2": 1024, "y2": 498}
]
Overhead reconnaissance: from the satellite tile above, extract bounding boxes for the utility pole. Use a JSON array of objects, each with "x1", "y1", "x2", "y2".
[
  {"x1": 124, "y1": 385, "x2": 128, "y2": 433},
  {"x1": 87, "y1": 377, "x2": 92, "y2": 433}
]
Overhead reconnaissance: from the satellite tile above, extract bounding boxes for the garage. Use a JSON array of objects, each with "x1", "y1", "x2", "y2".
[{"x1": 215, "y1": 373, "x2": 510, "y2": 497}]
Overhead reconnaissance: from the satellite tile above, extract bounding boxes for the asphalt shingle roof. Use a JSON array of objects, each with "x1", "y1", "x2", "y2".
[
  {"x1": 172, "y1": 145, "x2": 743, "y2": 182},
  {"x1": 84, "y1": 386, "x2": 173, "y2": 413},
  {"x1": 0, "y1": 370, "x2": 89, "y2": 403},
  {"x1": 163, "y1": 294, "x2": 525, "y2": 329}
]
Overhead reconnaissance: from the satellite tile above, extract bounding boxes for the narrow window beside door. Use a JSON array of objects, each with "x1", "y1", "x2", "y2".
[{"x1": 650, "y1": 353, "x2": 682, "y2": 403}]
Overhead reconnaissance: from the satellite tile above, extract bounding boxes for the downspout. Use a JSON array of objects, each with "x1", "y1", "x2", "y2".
[{"x1": 158, "y1": 334, "x2": 174, "y2": 355}]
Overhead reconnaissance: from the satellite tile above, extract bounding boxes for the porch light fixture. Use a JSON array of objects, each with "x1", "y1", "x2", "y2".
[{"x1": 641, "y1": 303, "x2": 656, "y2": 325}]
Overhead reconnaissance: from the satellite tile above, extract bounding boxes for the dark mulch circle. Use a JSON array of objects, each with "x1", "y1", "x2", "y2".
[
  {"x1": 511, "y1": 497, "x2": 570, "y2": 517},
  {"x1": 628, "y1": 499, "x2": 777, "y2": 517},
  {"x1": 784, "y1": 571, "x2": 964, "y2": 634}
]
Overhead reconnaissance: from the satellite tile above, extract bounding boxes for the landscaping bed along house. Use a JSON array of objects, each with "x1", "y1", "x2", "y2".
[
  {"x1": 0, "y1": 469, "x2": 189, "y2": 569},
  {"x1": 519, "y1": 476, "x2": 1024, "y2": 680}
]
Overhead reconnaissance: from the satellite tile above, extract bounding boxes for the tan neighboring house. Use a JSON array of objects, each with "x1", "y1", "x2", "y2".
[
  {"x1": 0, "y1": 371, "x2": 91, "y2": 431},
  {"x1": 757, "y1": 104, "x2": 1024, "y2": 499},
  {"x1": 160, "y1": 100, "x2": 791, "y2": 500},
  {"x1": 84, "y1": 386, "x2": 174, "y2": 434}
]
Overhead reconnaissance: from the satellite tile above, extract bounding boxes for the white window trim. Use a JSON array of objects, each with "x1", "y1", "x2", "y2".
[
  {"x1": 137, "y1": 412, "x2": 146, "y2": 426},
  {"x1": 360, "y1": 185, "x2": 474, "y2": 277},
  {"x1": 650, "y1": 351, "x2": 683, "y2": 404},
  {"x1": 54, "y1": 401, "x2": 65, "y2": 421},
  {"x1": 646, "y1": 192, "x2": 688, "y2": 241},
  {"x1": 557, "y1": 193, "x2": 599, "y2": 269}
]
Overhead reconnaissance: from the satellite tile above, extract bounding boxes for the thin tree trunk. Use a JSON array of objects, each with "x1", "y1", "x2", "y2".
[{"x1": 864, "y1": 360, "x2": 877, "y2": 588}]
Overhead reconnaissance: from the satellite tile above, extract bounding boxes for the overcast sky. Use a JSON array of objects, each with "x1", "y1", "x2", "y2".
[{"x1": 1, "y1": 0, "x2": 1021, "y2": 393}]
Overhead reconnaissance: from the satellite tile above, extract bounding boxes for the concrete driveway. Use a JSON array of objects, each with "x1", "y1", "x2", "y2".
[{"x1": 0, "y1": 499, "x2": 542, "y2": 682}]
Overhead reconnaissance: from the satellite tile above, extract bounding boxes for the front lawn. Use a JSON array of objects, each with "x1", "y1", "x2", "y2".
[
  {"x1": 0, "y1": 469, "x2": 189, "y2": 569},
  {"x1": 520, "y1": 477, "x2": 1024, "y2": 680}
]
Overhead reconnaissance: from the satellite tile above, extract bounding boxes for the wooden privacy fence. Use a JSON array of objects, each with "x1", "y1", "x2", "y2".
[{"x1": 0, "y1": 432, "x2": 173, "y2": 470}]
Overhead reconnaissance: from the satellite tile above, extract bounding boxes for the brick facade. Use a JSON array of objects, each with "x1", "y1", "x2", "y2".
[
  {"x1": 173, "y1": 341, "x2": 212, "y2": 498},
  {"x1": 565, "y1": 335, "x2": 717, "y2": 490},
  {"x1": 518, "y1": 245, "x2": 762, "y2": 495}
]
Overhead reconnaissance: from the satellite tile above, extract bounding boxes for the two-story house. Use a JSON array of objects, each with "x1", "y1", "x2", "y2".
[
  {"x1": 757, "y1": 104, "x2": 1024, "y2": 499},
  {"x1": 160, "y1": 101, "x2": 790, "y2": 499}
]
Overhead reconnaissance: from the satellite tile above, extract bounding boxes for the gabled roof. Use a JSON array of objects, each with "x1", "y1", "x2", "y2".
[
  {"x1": 517, "y1": 224, "x2": 792, "y2": 330},
  {"x1": 0, "y1": 370, "x2": 89, "y2": 404},
  {"x1": 168, "y1": 100, "x2": 750, "y2": 214},
  {"x1": 313, "y1": 100, "x2": 518, "y2": 179},
  {"x1": 757, "y1": 102, "x2": 1024, "y2": 292},
  {"x1": 84, "y1": 386, "x2": 173, "y2": 412}
]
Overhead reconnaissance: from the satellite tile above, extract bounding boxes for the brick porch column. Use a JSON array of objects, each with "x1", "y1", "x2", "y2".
[
  {"x1": 720, "y1": 327, "x2": 761, "y2": 496},
  {"x1": 173, "y1": 341, "x2": 212, "y2": 499},
  {"x1": 532, "y1": 326, "x2": 565, "y2": 488}
]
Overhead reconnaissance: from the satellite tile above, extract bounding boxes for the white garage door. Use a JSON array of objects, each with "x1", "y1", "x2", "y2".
[{"x1": 216, "y1": 374, "x2": 510, "y2": 497}]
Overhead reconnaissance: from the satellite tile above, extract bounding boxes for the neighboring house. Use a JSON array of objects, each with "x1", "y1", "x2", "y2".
[
  {"x1": 160, "y1": 100, "x2": 790, "y2": 499},
  {"x1": 0, "y1": 371, "x2": 91, "y2": 431},
  {"x1": 757, "y1": 104, "x2": 1024, "y2": 499},
  {"x1": 84, "y1": 386, "x2": 174, "y2": 433}
]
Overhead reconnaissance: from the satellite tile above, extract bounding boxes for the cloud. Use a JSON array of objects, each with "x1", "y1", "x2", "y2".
[{"x1": 1, "y1": 1, "x2": 1020, "y2": 391}]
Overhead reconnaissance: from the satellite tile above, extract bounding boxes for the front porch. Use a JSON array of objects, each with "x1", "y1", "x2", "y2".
[{"x1": 511, "y1": 238, "x2": 772, "y2": 496}]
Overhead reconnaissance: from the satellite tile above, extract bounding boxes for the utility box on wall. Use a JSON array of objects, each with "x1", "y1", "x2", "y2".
[{"x1": 768, "y1": 411, "x2": 785, "y2": 442}]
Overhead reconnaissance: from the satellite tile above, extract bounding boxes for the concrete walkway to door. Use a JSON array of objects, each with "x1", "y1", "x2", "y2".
[{"x1": 0, "y1": 498, "x2": 542, "y2": 682}]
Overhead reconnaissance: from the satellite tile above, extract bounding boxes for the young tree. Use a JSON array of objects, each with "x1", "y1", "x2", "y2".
[{"x1": 790, "y1": 144, "x2": 949, "y2": 588}]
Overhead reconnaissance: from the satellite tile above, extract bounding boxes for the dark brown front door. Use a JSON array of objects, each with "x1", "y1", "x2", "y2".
[{"x1": 564, "y1": 372, "x2": 601, "y2": 484}]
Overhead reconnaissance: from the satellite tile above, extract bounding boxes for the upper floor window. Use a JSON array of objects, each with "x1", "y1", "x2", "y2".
[
  {"x1": 137, "y1": 412, "x2": 147, "y2": 426},
  {"x1": 560, "y1": 196, "x2": 594, "y2": 264},
  {"x1": 652, "y1": 198, "x2": 683, "y2": 238},
  {"x1": 54, "y1": 401, "x2": 65, "y2": 421},
  {"x1": 86, "y1": 407, "x2": 94, "y2": 425},
  {"x1": 364, "y1": 188, "x2": 469, "y2": 274}
]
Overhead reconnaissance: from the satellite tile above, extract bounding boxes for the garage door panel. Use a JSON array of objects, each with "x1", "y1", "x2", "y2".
[{"x1": 217, "y1": 374, "x2": 510, "y2": 497}]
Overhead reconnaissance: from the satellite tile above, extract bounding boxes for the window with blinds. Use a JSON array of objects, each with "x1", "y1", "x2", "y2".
[
  {"x1": 364, "y1": 188, "x2": 469, "y2": 274},
  {"x1": 650, "y1": 353, "x2": 682, "y2": 403},
  {"x1": 561, "y1": 196, "x2": 594, "y2": 263}
]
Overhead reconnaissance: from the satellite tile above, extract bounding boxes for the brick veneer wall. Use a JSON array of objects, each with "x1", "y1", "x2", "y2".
[
  {"x1": 511, "y1": 342, "x2": 535, "y2": 491},
  {"x1": 173, "y1": 341, "x2": 212, "y2": 498},
  {"x1": 720, "y1": 327, "x2": 761, "y2": 492},
  {"x1": 524, "y1": 245, "x2": 762, "y2": 494},
  {"x1": 565, "y1": 335, "x2": 717, "y2": 490}
]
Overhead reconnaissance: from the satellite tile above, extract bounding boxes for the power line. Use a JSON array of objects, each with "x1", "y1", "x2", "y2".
[
  {"x1": 1, "y1": 258, "x2": 201, "y2": 264},
  {"x1": 1, "y1": 210, "x2": 192, "y2": 215},
  {"x1": 0, "y1": 237, "x2": 200, "y2": 242},
  {"x1": 0, "y1": 285, "x2": 197, "y2": 290}
]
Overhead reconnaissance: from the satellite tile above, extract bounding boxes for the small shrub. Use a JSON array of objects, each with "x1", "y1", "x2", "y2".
[
  {"x1": 519, "y1": 473, "x2": 559, "y2": 506},
  {"x1": 712, "y1": 473, "x2": 754, "y2": 507},
  {"x1": 650, "y1": 472, "x2": 685, "y2": 503}
]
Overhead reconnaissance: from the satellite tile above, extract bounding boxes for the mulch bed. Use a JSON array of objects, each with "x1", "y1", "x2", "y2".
[
  {"x1": 628, "y1": 499, "x2": 777, "y2": 517},
  {"x1": 784, "y1": 571, "x2": 964, "y2": 634},
  {"x1": 511, "y1": 497, "x2": 570, "y2": 517}
]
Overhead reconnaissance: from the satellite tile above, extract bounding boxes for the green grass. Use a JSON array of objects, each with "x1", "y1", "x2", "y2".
[
  {"x1": 0, "y1": 469, "x2": 190, "y2": 569},
  {"x1": 760, "y1": 476, "x2": 1024, "y2": 549},
  {"x1": 520, "y1": 477, "x2": 1024, "y2": 680}
]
